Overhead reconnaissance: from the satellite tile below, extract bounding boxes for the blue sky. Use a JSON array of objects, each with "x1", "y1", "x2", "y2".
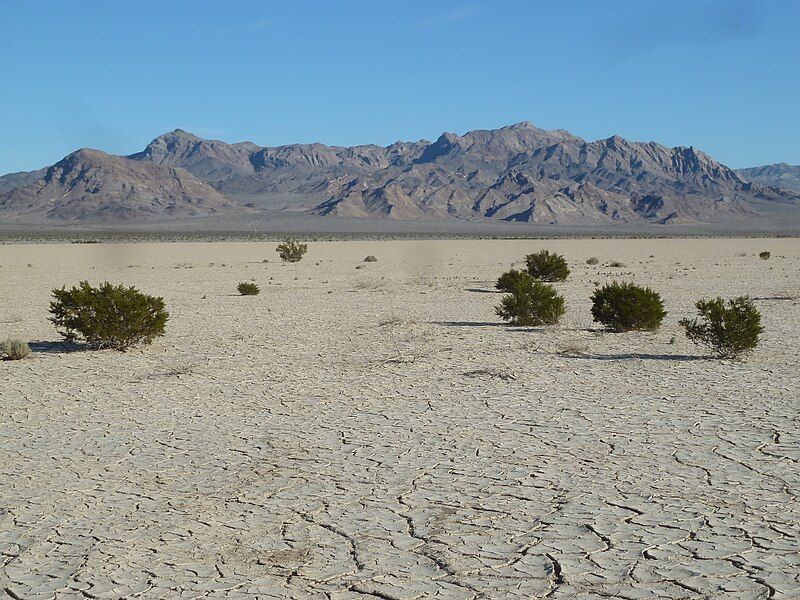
[{"x1": 1, "y1": 0, "x2": 798, "y2": 174}]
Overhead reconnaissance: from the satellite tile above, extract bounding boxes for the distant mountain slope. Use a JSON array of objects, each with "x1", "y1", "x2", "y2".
[
  {"x1": 0, "y1": 149, "x2": 242, "y2": 222},
  {"x1": 736, "y1": 163, "x2": 800, "y2": 193},
  {"x1": 128, "y1": 123, "x2": 797, "y2": 225},
  {"x1": 0, "y1": 168, "x2": 46, "y2": 195}
]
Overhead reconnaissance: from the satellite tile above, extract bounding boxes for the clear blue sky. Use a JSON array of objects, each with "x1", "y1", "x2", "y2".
[{"x1": 1, "y1": 0, "x2": 798, "y2": 175}]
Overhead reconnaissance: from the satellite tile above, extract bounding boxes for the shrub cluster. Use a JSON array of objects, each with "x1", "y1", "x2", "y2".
[
  {"x1": 591, "y1": 281, "x2": 666, "y2": 332},
  {"x1": 493, "y1": 252, "x2": 766, "y2": 358},
  {"x1": 759, "y1": 251, "x2": 770, "y2": 260},
  {"x1": 524, "y1": 250, "x2": 570, "y2": 282},
  {"x1": 49, "y1": 281, "x2": 168, "y2": 351},
  {"x1": 238, "y1": 282, "x2": 260, "y2": 296},
  {"x1": 496, "y1": 279, "x2": 565, "y2": 326},
  {"x1": 679, "y1": 297, "x2": 763, "y2": 358},
  {"x1": 277, "y1": 238, "x2": 308, "y2": 263}
]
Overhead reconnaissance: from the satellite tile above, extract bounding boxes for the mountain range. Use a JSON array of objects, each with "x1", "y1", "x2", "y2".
[{"x1": 1, "y1": 122, "x2": 798, "y2": 226}]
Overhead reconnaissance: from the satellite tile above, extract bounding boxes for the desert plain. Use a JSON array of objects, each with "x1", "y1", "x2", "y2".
[{"x1": 0, "y1": 237, "x2": 798, "y2": 599}]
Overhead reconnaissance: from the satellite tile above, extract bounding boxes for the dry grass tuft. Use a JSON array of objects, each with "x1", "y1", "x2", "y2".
[
  {"x1": 463, "y1": 368, "x2": 517, "y2": 381},
  {"x1": 2, "y1": 338, "x2": 31, "y2": 360},
  {"x1": 558, "y1": 342, "x2": 588, "y2": 356},
  {"x1": 377, "y1": 315, "x2": 416, "y2": 328}
]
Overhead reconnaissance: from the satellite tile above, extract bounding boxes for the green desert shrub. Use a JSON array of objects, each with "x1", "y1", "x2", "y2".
[
  {"x1": 496, "y1": 279, "x2": 566, "y2": 326},
  {"x1": 2, "y1": 338, "x2": 31, "y2": 360},
  {"x1": 759, "y1": 251, "x2": 771, "y2": 260},
  {"x1": 679, "y1": 296, "x2": 763, "y2": 358},
  {"x1": 237, "y1": 282, "x2": 260, "y2": 296},
  {"x1": 495, "y1": 268, "x2": 533, "y2": 293},
  {"x1": 49, "y1": 281, "x2": 168, "y2": 350},
  {"x1": 524, "y1": 250, "x2": 570, "y2": 282},
  {"x1": 586, "y1": 257, "x2": 600, "y2": 265},
  {"x1": 608, "y1": 260, "x2": 626, "y2": 268},
  {"x1": 591, "y1": 281, "x2": 666, "y2": 332},
  {"x1": 276, "y1": 238, "x2": 308, "y2": 263}
]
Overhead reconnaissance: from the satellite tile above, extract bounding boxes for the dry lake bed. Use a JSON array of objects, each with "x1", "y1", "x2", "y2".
[{"x1": 1, "y1": 238, "x2": 798, "y2": 599}]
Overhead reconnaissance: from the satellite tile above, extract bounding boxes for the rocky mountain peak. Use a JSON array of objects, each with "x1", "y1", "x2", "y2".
[{"x1": 494, "y1": 121, "x2": 534, "y2": 133}]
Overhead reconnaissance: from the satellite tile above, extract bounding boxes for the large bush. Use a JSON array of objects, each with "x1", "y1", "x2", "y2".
[
  {"x1": 496, "y1": 279, "x2": 565, "y2": 326},
  {"x1": 679, "y1": 296, "x2": 763, "y2": 358},
  {"x1": 276, "y1": 238, "x2": 308, "y2": 263},
  {"x1": 49, "y1": 281, "x2": 168, "y2": 350},
  {"x1": 495, "y1": 269, "x2": 533, "y2": 293},
  {"x1": 525, "y1": 250, "x2": 570, "y2": 282},
  {"x1": 591, "y1": 281, "x2": 666, "y2": 332}
]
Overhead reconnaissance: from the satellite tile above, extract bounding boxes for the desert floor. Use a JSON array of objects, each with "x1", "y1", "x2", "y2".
[{"x1": 1, "y1": 238, "x2": 798, "y2": 599}]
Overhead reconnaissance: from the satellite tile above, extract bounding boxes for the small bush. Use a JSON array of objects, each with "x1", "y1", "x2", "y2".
[
  {"x1": 759, "y1": 251, "x2": 770, "y2": 260},
  {"x1": 49, "y1": 281, "x2": 168, "y2": 351},
  {"x1": 586, "y1": 257, "x2": 600, "y2": 265},
  {"x1": 276, "y1": 238, "x2": 308, "y2": 263},
  {"x1": 608, "y1": 260, "x2": 626, "y2": 268},
  {"x1": 495, "y1": 269, "x2": 533, "y2": 292},
  {"x1": 2, "y1": 338, "x2": 31, "y2": 360},
  {"x1": 363, "y1": 255, "x2": 378, "y2": 262},
  {"x1": 524, "y1": 250, "x2": 570, "y2": 282},
  {"x1": 237, "y1": 282, "x2": 260, "y2": 296},
  {"x1": 496, "y1": 279, "x2": 565, "y2": 326},
  {"x1": 591, "y1": 281, "x2": 666, "y2": 332},
  {"x1": 679, "y1": 296, "x2": 763, "y2": 358}
]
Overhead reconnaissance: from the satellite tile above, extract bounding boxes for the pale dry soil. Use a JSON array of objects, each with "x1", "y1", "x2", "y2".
[{"x1": 0, "y1": 238, "x2": 798, "y2": 600}]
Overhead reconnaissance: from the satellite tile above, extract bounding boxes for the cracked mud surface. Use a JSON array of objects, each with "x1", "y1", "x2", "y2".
[{"x1": 1, "y1": 238, "x2": 798, "y2": 599}]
